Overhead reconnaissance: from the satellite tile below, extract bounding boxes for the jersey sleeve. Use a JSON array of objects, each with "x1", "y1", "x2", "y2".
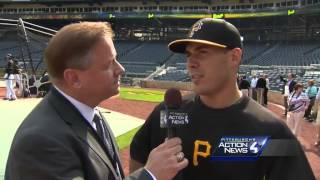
[
  {"x1": 130, "y1": 103, "x2": 165, "y2": 164},
  {"x1": 266, "y1": 144, "x2": 315, "y2": 180},
  {"x1": 266, "y1": 121, "x2": 315, "y2": 180}
]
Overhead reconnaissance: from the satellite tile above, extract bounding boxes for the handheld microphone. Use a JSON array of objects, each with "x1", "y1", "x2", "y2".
[
  {"x1": 161, "y1": 88, "x2": 188, "y2": 180},
  {"x1": 161, "y1": 88, "x2": 189, "y2": 139}
]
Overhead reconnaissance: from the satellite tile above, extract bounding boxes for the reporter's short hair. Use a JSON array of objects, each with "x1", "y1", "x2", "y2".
[{"x1": 45, "y1": 22, "x2": 114, "y2": 80}]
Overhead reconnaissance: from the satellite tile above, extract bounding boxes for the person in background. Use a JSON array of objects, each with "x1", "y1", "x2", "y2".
[
  {"x1": 3, "y1": 54, "x2": 17, "y2": 101},
  {"x1": 314, "y1": 88, "x2": 320, "y2": 147},
  {"x1": 283, "y1": 73, "x2": 297, "y2": 116},
  {"x1": 38, "y1": 71, "x2": 51, "y2": 97},
  {"x1": 249, "y1": 74, "x2": 258, "y2": 100},
  {"x1": 239, "y1": 75, "x2": 250, "y2": 97},
  {"x1": 12, "y1": 58, "x2": 23, "y2": 97},
  {"x1": 263, "y1": 74, "x2": 269, "y2": 106},
  {"x1": 28, "y1": 74, "x2": 37, "y2": 95},
  {"x1": 280, "y1": 74, "x2": 287, "y2": 100},
  {"x1": 304, "y1": 79, "x2": 318, "y2": 122},
  {"x1": 287, "y1": 83, "x2": 309, "y2": 137},
  {"x1": 255, "y1": 74, "x2": 266, "y2": 105}
]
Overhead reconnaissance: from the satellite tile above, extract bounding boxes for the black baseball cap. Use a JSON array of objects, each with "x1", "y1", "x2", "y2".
[{"x1": 168, "y1": 18, "x2": 243, "y2": 53}]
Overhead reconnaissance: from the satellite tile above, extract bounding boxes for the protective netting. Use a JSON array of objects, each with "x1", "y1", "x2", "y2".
[{"x1": 0, "y1": 18, "x2": 55, "y2": 97}]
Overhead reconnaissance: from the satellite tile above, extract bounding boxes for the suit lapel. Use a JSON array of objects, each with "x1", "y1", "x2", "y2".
[{"x1": 46, "y1": 88, "x2": 118, "y2": 178}]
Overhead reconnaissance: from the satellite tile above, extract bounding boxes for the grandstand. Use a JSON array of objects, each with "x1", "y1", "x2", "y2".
[
  {"x1": 0, "y1": 0, "x2": 319, "y2": 16},
  {"x1": 0, "y1": 0, "x2": 320, "y2": 92}
]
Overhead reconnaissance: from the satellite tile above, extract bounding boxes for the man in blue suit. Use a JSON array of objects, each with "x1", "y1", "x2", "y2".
[{"x1": 283, "y1": 73, "x2": 297, "y2": 115}]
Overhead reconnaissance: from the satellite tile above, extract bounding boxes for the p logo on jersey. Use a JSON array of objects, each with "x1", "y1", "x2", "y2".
[{"x1": 211, "y1": 136, "x2": 269, "y2": 161}]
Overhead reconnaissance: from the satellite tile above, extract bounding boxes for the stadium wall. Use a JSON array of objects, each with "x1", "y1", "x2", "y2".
[
  {"x1": 141, "y1": 80, "x2": 284, "y2": 105},
  {"x1": 140, "y1": 80, "x2": 193, "y2": 91}
]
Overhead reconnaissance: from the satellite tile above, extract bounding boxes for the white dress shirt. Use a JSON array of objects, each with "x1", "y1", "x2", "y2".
[
  {"x1": 250, "y1": 78, "x2": 257, "y2": 88},
  {"x1": 54, "y1": 86, "x2": 97, "y2": 129},
  {"x1": 266, "y1": 78, "x2": 270, "y2": 89}
]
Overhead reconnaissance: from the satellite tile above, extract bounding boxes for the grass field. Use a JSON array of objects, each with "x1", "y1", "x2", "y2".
[
  {"x1": 116, "y1": 87, "x2": 164, "y2": 150},
  {"x1": 116, "y1": 126, "x2": 141, "y2": 150},
  {"x1": 120, "y1": 87, "x2": 164, "y2": 103},
  {"x1": 116, "y1": 87, "x2": 163, "y2": 150}
]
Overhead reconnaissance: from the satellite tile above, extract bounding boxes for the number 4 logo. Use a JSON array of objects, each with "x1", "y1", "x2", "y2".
[{"x1": 250, "y1": 142, "x2": 259, "y2": 154}]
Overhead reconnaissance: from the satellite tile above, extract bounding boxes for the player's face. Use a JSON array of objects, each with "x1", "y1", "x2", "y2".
[
  {"x1": 78, "y1": 36, "x2": 125, "y2": 106},
  {"x1": 185, "y1": 43, "x2": 235, "y2": 96}
]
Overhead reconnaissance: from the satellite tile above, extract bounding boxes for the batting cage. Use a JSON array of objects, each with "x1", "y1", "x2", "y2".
[{"x1": 0, "y1": 18, "x2": 55, "y2": 97}]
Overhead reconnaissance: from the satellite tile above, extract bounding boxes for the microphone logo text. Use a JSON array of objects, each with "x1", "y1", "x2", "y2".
[{"x1": 160, "y1": 110, "x2": 189, "y2": 128}]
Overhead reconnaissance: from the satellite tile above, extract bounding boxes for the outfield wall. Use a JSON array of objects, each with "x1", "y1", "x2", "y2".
[
  {"x1": 140, "y1": 80, "x2": 285, "y2": 106},
  {"x1": 140, "y1": 80, "x2": 193, "y2": 91}
]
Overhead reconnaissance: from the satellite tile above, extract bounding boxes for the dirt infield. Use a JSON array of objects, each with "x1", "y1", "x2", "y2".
[
  {"x1": 100, "y1": 96, "x2": 157, "y2": 120},
  {"x1": 1, "y1": 87, "x2": 319, "y2": 179}
]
